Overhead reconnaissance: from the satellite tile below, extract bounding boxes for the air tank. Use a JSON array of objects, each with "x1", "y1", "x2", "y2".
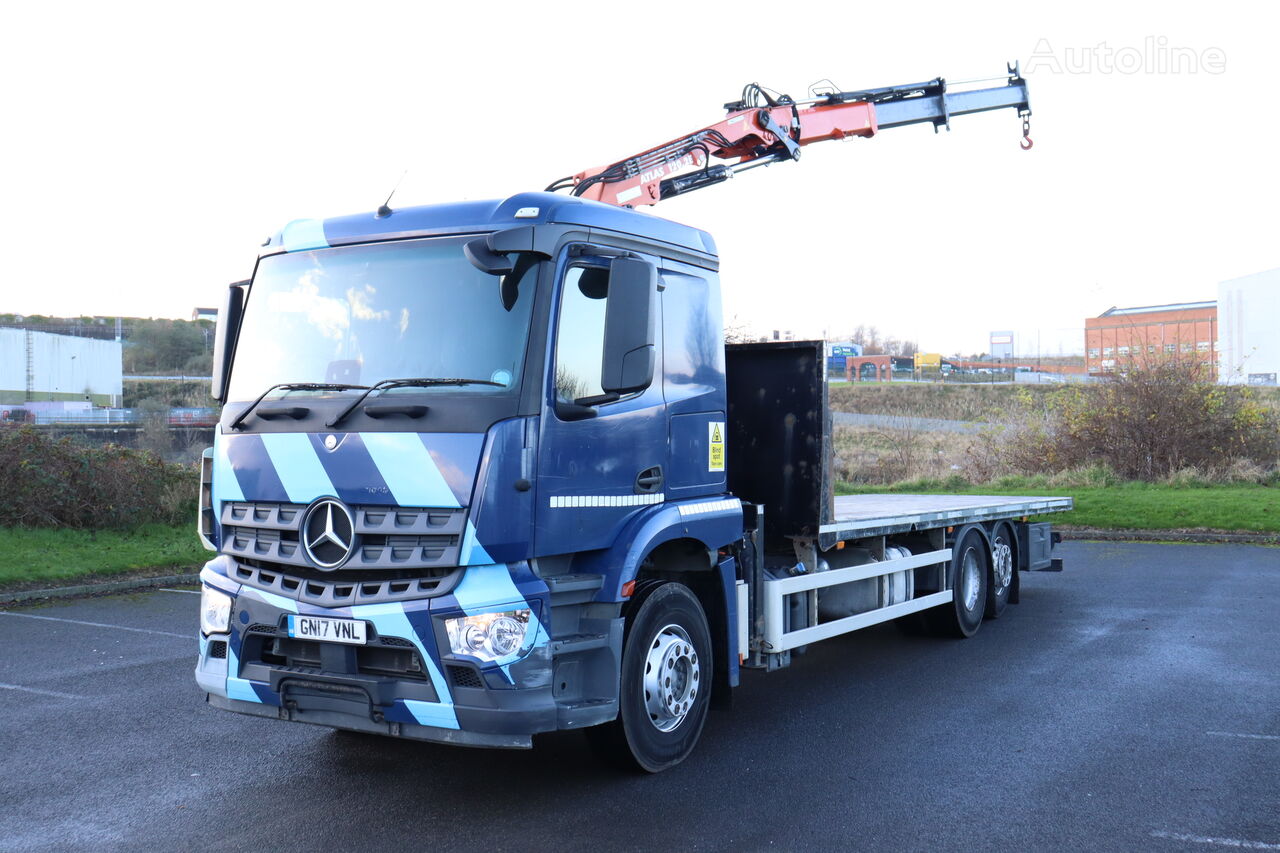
[{"x1": 817, "y1": 545, "x2": 915, "y2": 621}]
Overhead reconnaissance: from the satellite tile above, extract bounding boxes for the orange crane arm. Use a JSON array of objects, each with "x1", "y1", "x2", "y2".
[{"x1": 547, "y1": 65, "x2": 1032, "y2": 209}]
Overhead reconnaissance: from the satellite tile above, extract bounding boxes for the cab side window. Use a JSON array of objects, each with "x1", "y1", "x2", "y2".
[{"x1": 554, "y1": 266, "x2": 609, "y2": 403}]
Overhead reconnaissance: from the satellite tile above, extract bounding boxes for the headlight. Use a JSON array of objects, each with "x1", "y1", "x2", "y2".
[
  {"x1": 200, "y1": 586, "x2": 233, "y2": 636},
  {"x1": 445, "y1": 609, "x2": 531, "y2": 663}
]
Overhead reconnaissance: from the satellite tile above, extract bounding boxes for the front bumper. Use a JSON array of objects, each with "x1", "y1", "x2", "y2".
[{"x1": 196, "y1": 559, "x2": 556, "y2": 747}]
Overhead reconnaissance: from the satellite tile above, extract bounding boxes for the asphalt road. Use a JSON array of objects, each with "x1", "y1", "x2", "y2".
[{"x1": 1, "y1": 542, "x2": 1277, "y2": 852}]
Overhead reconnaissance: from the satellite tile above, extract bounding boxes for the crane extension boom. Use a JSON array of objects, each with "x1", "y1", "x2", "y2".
[{"x1": 548, "y1": 62, "x2": 1032, "y2": 209}]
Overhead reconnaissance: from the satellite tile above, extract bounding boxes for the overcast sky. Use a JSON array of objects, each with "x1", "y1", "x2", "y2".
[{"x1": 3, "y1": 1, "x2": 1275, "y2": 355}]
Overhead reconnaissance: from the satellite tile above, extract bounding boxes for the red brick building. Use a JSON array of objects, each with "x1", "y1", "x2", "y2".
[{"x1": 1085, "y1": 302, "x2": 1217, "y2": 375}]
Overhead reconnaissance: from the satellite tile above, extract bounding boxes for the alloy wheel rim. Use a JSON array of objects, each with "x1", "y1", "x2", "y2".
[
  {"x1": 962, "y1": 549, "x2": 982, "y2": 612},
  {"x1": 642, "y1": 624, "x2": 699, "y2": 733}
]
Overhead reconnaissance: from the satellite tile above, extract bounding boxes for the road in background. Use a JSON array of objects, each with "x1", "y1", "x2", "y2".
[
  {"x1": 1, "y1": 542, "x2": 1277, "y2": 852},
  {"x1": 832, "y1": 411, "x2": 987, "y2": 434}
]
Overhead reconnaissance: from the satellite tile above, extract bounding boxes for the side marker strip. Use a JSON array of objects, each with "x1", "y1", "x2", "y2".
[
  {"x1": 677, "y1": 498, "x2": 742, "y2": 517},
  {"x1": 549, "y1": 493, "x2": 664, "y2": 508}
]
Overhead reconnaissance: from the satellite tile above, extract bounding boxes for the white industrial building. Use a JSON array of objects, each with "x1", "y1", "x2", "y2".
[
  {"x1": 0, "y1": 328, "x2": 123, "y2": 406},
  {"x1": 1218, "y1": 269, "x2": 1280, "y2": 386}
]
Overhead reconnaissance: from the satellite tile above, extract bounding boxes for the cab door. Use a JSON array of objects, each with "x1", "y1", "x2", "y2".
[{"x1": 534, "y1": 248, "x2": 665, "y2": 556}]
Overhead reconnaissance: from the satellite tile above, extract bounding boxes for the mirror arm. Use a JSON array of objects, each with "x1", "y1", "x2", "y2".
[
  {"x1": 463, "y1": 238, "x2": 515, "y2": 275},
  {"x1": 574, "y1": 392, "x2": 621, "y2": 407},
  {"x1": 554, "y1": 400, "x2": 599, "y2": 421}
]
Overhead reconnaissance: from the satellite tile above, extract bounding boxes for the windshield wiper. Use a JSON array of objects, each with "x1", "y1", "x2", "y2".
[
  {"x1": 230, "y1": 382, "x2": 370, "y2": 431},
  {"x1": 326, "y1": 377, "x2": 505, "y2": 428}
]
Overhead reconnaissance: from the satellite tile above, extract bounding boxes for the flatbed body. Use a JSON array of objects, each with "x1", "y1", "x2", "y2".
[{"x1": 824, "y1": 494, "x2": 1073, "y2": 541}]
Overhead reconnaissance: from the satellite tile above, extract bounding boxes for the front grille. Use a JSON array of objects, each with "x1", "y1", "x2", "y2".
[
  {"x1": 208, "y1": 640, "x2": 227, "y2": 659},
  {"x1": 220, "y1": 500, "x2": 468, "y2": 605},
  {"x1": 379, "y1": 636, "x2": 416, "y2": 648},
  {"x1": 221, "y1": 501, "x2": 466, "y2": 572},
  {"x1": 232, "y1": 561, "x2": 461, "y2": 607}
]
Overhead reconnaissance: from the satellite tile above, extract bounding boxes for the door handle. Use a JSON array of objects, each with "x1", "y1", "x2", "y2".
[{"x1": 634, "y1": 466, "x2": 664, "y2": 494}]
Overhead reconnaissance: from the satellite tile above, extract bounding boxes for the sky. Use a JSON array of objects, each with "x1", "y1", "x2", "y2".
[{"x1": 3, "y1": 1, "x2": 1276, "y2": 356}]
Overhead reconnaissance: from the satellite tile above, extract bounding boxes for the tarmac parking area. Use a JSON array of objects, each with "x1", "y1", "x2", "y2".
[{"x1": 1, "y1": 541, "x2": 1277, "y2": 852}]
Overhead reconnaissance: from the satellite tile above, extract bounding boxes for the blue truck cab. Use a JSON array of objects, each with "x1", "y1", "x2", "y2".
[{"x1": 196, "y1": 192, "x2": 745, "y2": 770}]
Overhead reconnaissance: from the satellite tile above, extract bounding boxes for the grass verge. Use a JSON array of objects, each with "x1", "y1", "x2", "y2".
[
  {"x1": 835, "y1": 479, "x2": 1280, "y2": 533},
  {"x1": 0, "y1": 524, "x2": 207, "y2": 589}
]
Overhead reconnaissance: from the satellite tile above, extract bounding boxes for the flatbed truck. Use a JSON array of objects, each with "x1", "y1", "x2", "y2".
[{"x1": 194, "y1": 64, "x2": 1069, "y2": 771}]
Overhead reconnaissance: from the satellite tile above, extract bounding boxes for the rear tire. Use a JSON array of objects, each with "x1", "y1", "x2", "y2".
[
  {"x1": 986, "y1": 523, "x2": 1015, "y2": 620},
  {"x1": 938, "y1": 530, "x2": 988, "y2": 638},
  {"x1": 586, "y1": 581, "x2": 712, "y2": 773}
]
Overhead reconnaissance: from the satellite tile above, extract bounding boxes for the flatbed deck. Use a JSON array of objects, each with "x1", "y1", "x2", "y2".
[{"x1": 821, "y1": 494, "x2": 1074, "y2": 542}]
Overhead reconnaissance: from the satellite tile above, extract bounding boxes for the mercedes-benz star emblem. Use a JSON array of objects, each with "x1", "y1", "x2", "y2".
[{"x1": 302, "y1": 498, "x2": 356, "y2": 570}]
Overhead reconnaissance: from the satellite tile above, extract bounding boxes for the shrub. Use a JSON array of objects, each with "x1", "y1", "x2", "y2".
[
  {"x1": 972, "y1": 361, "x2": 1279, "y2": 482},
  {"x1": 0, "y1": 427, "x2": 197, "y2": 529}
]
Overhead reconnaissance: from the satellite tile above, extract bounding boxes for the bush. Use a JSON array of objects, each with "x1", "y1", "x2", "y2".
[
  {"x1": 969, "y1": 361, "x2": 1279, "y2": 482},
  {"x1": 0, "y1": 427, "x2": 197, "y2": 529}
]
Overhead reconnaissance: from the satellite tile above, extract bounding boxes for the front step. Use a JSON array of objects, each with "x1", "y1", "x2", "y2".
[
  {"x1": 544, "y1": 573, "x2": 604, "y2": 605},
  {"x1": 555, "y1": 696, "x2": 618, "y2": 729},
  {"x1": 551, "y1": 632, "x2": 610, "y2": 656}
]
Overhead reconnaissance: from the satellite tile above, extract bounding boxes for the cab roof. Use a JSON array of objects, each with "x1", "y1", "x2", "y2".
[{"x1": 262, "y1": 191, "x2": 718, "y2": 261}]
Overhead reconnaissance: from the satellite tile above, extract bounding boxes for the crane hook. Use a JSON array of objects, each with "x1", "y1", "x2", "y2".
[
  {"x1": 1020, "y1": 115, "x2": 1033, "y2": 150},
  {"x1": 1020, "y1": 136, "x2": 1034, "y2": 151}
]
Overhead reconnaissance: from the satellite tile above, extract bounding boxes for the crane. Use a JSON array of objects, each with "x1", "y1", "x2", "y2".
[{"x1": 546, "y1": 62, "x2": 1032, "y2": 209}]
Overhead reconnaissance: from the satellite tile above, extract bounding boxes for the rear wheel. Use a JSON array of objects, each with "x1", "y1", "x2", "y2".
[
  {"x1": 586, "y1": 581, "x2": 712, "y2": 773},
  {"x1": 940, "y1": 530, "x2": 988, "y2": 638},
  {"x1": 986, "y1": 523, "x2": 1015, "y2": 619}
]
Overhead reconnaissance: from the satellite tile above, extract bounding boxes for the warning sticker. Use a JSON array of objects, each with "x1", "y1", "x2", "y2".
[{"x1": 708, "y1": 421, "x2": 725, "y2": 473}]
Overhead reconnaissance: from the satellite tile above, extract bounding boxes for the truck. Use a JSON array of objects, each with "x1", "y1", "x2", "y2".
[{"x1": 194, "y1": 64, "x2": 1070, "y2": 771}]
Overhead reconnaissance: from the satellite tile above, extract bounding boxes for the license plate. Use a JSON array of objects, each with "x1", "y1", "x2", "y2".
[{"x1": 286, "y1": 615, "x2": 368, "y2": 645}]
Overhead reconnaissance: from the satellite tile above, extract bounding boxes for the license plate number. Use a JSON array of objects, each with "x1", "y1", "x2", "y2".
[{"x1": 286, "y1": 615, "x2": 367, "y2": 645}]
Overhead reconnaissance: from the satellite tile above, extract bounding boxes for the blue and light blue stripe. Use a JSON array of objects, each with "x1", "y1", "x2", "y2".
[
  {"x1": 260, "y1": 433, "x2": 337, "y2": 504},
  {"x1": 362, "y1": 433, "x2": 461, "y2": 508},
  {"x1": 349, "y1": 602, "x2": 459, "y2": 729}
]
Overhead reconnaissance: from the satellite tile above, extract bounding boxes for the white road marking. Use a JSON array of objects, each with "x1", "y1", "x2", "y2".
[
  {"x1": 0, "y1": 681, "x2": 81, "y2": 700},
  {"x1": 1206, "y1": 731, "x2": 1280, "y2": 741},
  {"x1": 0, "y1": 611, "x2": 187, "y2": 638},
  {"x1": 1151, "y1": 831, "x2": 1280, "y2": 850},
  {"x1": 159, "y1": 588, "x2": 200, "y2": 595}
]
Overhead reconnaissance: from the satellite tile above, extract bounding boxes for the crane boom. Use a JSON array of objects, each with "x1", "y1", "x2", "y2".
[{"x1": 549, "y1": 62, "x2": 1031, "y2": 209}]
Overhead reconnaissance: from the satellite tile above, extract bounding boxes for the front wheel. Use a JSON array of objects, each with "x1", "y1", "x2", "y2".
[{"x1": 587, "y1": 581, "x2": 713, "y2": 772}]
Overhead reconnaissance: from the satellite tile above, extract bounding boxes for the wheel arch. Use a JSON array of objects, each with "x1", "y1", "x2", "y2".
[{"x1": 633, "y1": 539, "x2": 739, "y2": 708}]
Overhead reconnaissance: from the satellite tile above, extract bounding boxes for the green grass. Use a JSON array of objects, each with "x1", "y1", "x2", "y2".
[
  {"x1": 0, "y1": 523, "x2": 208, "y2": 588},
  {"x1": 835, "y1": 479, "x2": 1280, "y2": 533}
]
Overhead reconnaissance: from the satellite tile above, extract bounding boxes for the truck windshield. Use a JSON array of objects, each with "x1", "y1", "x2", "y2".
[{"x1": 227, "y1": 236, "x2": 536, "y2": 403}]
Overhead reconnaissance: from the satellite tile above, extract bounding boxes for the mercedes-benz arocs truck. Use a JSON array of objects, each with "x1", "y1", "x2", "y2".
[{"x1": 194, "y1": 67, "x2": 1069, "y2": 772}]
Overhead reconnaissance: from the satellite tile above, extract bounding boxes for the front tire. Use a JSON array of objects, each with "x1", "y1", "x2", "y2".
[{"x1": 587, "y1": 581, "x2": 713, "y2": 773}]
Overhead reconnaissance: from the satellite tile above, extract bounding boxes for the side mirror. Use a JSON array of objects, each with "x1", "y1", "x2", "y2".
[
  {"x1": 211, "y1": 281, "x2": 247, "y2": 403},
  {"x1": 600, "y1": 257, "x2": 657, "y2": 395}
]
